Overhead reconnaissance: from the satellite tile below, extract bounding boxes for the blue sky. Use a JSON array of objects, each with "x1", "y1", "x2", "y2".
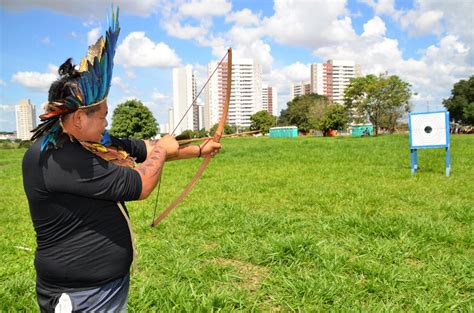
[{"x1": 1, "y1": 0, "x2": 473, "y2": 131}]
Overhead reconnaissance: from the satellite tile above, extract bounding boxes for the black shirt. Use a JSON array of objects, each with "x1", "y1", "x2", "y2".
[{"x1": 22, "y1": 136, "x2": 146, "y2": 291}]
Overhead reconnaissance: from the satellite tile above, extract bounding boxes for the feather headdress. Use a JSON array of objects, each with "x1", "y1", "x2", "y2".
[{"x1": 31, "y1": 7, "x2": 120, "y2": 151}]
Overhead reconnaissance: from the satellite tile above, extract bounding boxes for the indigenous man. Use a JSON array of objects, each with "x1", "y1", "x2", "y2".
[{"x1": 22, "y1": 8, "x2": 220, "y2": 312}]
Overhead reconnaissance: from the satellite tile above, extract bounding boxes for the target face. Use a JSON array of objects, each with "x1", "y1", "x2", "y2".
[{"x1": 409, "y1": 111, "x2": 449, "y2": 148}]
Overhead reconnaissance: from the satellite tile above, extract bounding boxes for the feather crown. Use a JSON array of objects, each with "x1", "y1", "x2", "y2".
[{"x1": 31, "y1": 6, "x2": 120, "y2": 150}]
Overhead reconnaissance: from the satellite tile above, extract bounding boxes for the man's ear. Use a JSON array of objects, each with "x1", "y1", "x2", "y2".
[{"x1": 72, "y1": 110, "x2": 86, "y2": 129}]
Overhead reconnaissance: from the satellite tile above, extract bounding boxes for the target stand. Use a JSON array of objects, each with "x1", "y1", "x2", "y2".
[{"x1": 408, "y1": 111, "x2": 451, "y2": 176}]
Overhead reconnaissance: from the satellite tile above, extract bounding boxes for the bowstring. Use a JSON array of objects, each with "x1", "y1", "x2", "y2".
[{"x1": 151, "y1": 50, "x2": 230, "y2": 226}]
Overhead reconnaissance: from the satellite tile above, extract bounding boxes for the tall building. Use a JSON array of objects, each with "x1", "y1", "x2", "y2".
[
  {"x1": 167, "y1": 108, "x2": 174, "y2": 134},
  {"x1": 290, "y1": 81, "x2": 311, "y2": 100},
  {"x1": 15, "y1": 99, "x2": 36, "y2": 140},
  {"x1": 262, "y1": 85, "x2": 278, "y2": 116},
  {"x1": 205, "y1": 58, "x2": 262, "y2": 129},
  {"x1": 172, "y1": 66, "x2": 198, "y2": 134},
  {"x1": 311, "y1": 60, "x2": 362, "y2": 103}
]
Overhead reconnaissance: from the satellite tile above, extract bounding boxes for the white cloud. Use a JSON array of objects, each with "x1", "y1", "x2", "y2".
[
  {"x1": 162, "y1": 18, "x2": 209, "y2": 40},
  {"x1": 0, "y1": 105, "x2": 15, "y2": 111},
  {"x1": 360, "y1": 0, "x2": 400, "y2": 20},
  {"x1": 115, "y1": 32, "x2": 181, "y2": 68},
  {"x1": 179, "y1": 0, "x2": 231, "y2": 18},
  {"x1": 262, "y1": 62, "x2": 311, "y2": 98},
  {"x1": 87, "y1": 27, "x2": 101, "y2": 45},
  {"x1": 400, "y1": 10, "x2": 444, "y2": 36},
  {"x1": 262, "y1": 0, "x2": 356, "y2": 48},
  {"x1": 112, "y1": 76, "x2": 131, "y2": 94},
  {"x1": 1, "y1": 0, "x2": 161, "y2": 17},
  {"x1": 0, "y1": 80, "x2": 6, "y2": 86},
  {"x1": 11, "y1": 71, "x2": 57, "y2": 91},
  {"x1": 151, "y1": 90, "x2": 168, "y2": 102},
  {"x1": 41, "y1": 36, "x2": 50, "y2": 44},
  {"x1": 362, "y1": 16, "x2": 386, "y2": 37},
  {"x1": 48, "y1": 64, "x2": 59, "y2": 75},
  {"x1": 225, "y1": 8, "x2": 260, "y2": 26}
]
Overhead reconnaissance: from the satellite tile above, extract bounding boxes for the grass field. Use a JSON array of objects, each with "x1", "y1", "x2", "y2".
[{"x1": 0, "y1": 134, "x2": 473, "y2": 311}]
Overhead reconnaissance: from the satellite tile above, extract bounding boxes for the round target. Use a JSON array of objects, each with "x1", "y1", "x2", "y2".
[{"x1": 409, "y1": 112, "x2": 448, "y2": 148}]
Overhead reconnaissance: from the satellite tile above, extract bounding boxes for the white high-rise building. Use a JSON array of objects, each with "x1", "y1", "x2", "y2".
[
  {"x1": 172, "y1": 66, "x2": 197, "y2": 134},
  {"x1": 166, "y1": 108, "x2": 174, "y2": 134},
  {"x1": 15, "y1": 99, "x2": 36, "y2": 140},
  {"x1": 311, "y1": 60, "x2": 362, "y2": 103},
  {"x1": 262, "y1": 85, "x2": 278, "y2": 116},
  {"x1": 290, "y1": 81, "x2": 311, "y2": 100},
  {"x1": 205, "y1": 58, "x2": 262, "y2": 129}
]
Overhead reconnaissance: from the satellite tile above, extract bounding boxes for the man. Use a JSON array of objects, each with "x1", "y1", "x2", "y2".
[{"x1": 22, "y1": 8, "x2": 220, "y2": 312}]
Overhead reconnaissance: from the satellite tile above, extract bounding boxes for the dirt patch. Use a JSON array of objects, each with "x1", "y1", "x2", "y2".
[{"x1": 212, "y1": 257, "x2": 269, "y2": 292}]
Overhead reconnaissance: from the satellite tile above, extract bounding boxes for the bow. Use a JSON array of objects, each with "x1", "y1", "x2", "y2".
[{"x1": 151, "y1": 48, "x2": 232, "y2": 227}]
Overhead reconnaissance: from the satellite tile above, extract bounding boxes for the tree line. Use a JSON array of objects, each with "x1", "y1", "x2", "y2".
[{"x1": 107, "y1": 75, "x2": 473, "y2": 139}]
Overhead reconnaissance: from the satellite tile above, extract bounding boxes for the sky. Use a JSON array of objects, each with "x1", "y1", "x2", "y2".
[{"x1": 0, "y1": 0, "x2": 473, "y2": 132}]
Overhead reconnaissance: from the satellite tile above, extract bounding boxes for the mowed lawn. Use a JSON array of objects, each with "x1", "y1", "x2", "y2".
[{"x1": 0, "y1": 134, "x2": 472, "y2": 311}]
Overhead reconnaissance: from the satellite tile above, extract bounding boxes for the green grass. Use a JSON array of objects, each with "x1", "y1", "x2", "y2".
[{"x1": 1, "y1": 134, "x2": 473, "y2": 311}]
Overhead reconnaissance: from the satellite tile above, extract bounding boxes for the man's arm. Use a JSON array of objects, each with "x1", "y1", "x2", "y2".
[{"x1": 135, "y1": 135, "x2": 178, "y2": 200}]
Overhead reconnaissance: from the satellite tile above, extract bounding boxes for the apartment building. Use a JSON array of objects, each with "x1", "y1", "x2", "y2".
[
  {"x1": 205, "y1": 58, "x2": 262, "y2": 129},
  {"x1": 172, "y1": 66, "x2": 198, "y2": 133},
  {"x1": 262, "y1": 85, "x2": 278, "y2": 116},
  {"x1": 15, "y1": 98, "x2": 36, "y2": 140},
  {"x1": 311, "y1": 60, "x2": 362, "y2": 103},
  {"x1": 290, "y1": 81, "x2": 311, "y2": 100}
]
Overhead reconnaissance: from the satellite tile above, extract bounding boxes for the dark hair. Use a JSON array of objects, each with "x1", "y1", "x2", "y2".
[
  {"x1": 48, "y1": 58, "x2": 101, "y2": 116},
  {"x1": 48, "y1": 58, "x2": 80, "y2": 103}
]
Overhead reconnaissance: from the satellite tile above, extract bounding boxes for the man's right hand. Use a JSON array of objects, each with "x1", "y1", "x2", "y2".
[{"x1": 156, "y1": 135, "x2": 179, "y2": 159}]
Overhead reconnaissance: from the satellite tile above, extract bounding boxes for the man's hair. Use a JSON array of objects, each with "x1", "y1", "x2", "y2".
[{"x1": 48, "y1": 58, "x2": 102, "y2": 116}]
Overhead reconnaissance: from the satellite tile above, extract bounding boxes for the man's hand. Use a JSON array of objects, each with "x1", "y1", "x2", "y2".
[
  {"x1": 156, "y1": 135, "x2": 179, "y2": 158},
  {"x1": 199, "y1": 141, "x2": 221, "y2": 158}
]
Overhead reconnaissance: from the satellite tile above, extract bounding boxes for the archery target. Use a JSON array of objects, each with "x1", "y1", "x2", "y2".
[{"x1": 409, "y1": 112, "x2": 448, "y2": 147}]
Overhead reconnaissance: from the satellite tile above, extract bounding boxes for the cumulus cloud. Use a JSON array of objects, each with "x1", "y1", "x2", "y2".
[
  {"x1": 162, "y1": 18, "x2": 209, "y2": 40},
  {"x1": 178, "y1": 0, "x2": 231, "y2": 18},
  {"x1": 0, "y1": 105, "x2": 15, "y2": 111},
  {"x1": 400, "y1": 9, "x2": 444, "y2": 36},
  {"x1": 362, "y1": 16, "x2": 386, "y2": 37},
  {"x1": 11, "y1": 71, "x2": 57, "y2": 91},
  {"x1": 1, "y1": 0, "x2": 161, "y2": 17},
  {"x1": 225, "y1": 8, "x2": 260, "y2": 26},
  {"x1": 112, "y1": 77, "x2": 132, "y2": 94},
  {"x1": 87, "y1": 27, "x2": 101, "y2": 45},
  {"x1": 262, "y1": 0, "x2": 356, "y2": 48},
  {"x1": 360, "y1": 0, "x2": 400, "y2": 20},
  {"x1": 151, "y1": 90, "x2": 168, "y2": 102},
  {"x1": 115, "y1": 32, "x2": 181, "y2": 68}
]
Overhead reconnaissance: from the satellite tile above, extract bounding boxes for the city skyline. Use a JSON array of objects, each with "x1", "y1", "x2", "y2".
[{"x1": 1, "y1": 0, "x2": 473, "y2": 131}]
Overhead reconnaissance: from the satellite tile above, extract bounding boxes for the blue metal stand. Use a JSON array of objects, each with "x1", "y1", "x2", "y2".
[
  {"x1": 446, "y1": 145, "x2": 451, "y2": 177},
  {"x1": 411, "y1": 147, "x2": 451, "y2": 176},
  {"x1": 410, "y1": 149, "x2": 418, "y2": 175}
]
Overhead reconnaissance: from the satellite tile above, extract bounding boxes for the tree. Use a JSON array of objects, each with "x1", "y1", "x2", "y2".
[
  {"x1": 344, "y1": 74, "x2": 412, "y2": 135},
  {"x1": 443, "y1": 76, "x2": 474, "y2": 124},
  {"x1": 110, "y1": 99, "x2": 158, "y2": 139},
  {"x1": 279, "y1": 94, "x2": 330, "y2": 132},
  {"x1": 250, "y1": 110, "x2": 276, "y2": 134},
  {"x1": 318, "y1": 104, "x2": 348, "y2": 136},
  {"x1": 209, "y1": 123, "x2": 233, "y2": 136}
]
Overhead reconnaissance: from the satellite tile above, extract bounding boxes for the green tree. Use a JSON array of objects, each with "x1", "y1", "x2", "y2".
[
  {"x1": 318, "y1": 104, "x2": 348, "y2": 136},
  {"x1": 110, "y1": 99, "x2": 158, "y2": 139},
  {"x1": 250, "y1": 110, "x2": 276, "y2": 134},
  {"x1": 279, "y1": 94, "x2": 330, "y2": 132},
  {"x1": 209, "y1": 123, "x2": 233, "y2": 136},
  {"x1": 443, "y1": 76, "x2": 474, "y2": 124},
  {"x1": 344, "y1": 74, "x2": 412, "y2": 136}
]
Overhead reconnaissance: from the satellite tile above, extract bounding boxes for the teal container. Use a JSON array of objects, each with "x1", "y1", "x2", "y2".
[
  {"x1": 351, "y1": 124, "x2": 374, "y2": 137},
  {"x1": 269, "y1": 126, "x2": 298, "y2": 138}
]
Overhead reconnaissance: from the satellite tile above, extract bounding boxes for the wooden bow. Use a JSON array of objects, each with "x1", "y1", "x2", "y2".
[{"x1": 151, "y1": 48, "x2": 232, "y2": 227}]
